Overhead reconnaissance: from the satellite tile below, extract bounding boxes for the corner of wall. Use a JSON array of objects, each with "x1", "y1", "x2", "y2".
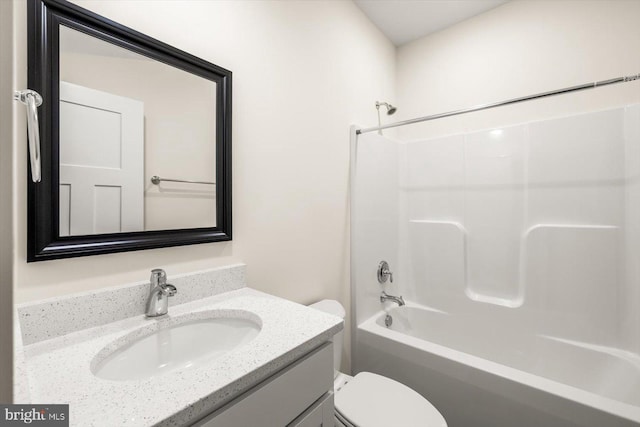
[{"x1": 0, "y1": 0, "x2": 15, "y2": 404}]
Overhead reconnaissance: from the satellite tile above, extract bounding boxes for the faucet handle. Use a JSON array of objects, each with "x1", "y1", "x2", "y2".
[
  {"x1": 385, "y1": 269, "x2": 394, "y2": 283},
  {"x1": 164, "y1": 284, "x2": 177, "y2": 297},
  {"x1": 377, "y1": 261, "x2": 393, "y2": 284}
]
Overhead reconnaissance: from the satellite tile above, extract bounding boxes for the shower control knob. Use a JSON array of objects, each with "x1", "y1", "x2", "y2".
[{"x1": 377, "y1": 260, "x2": 393, "y2": 284}]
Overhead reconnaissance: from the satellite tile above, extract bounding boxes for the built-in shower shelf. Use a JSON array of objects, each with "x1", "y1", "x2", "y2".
[
  {"x1": 523, "y1": 223, "x2": 619, "y2": 235},
  {"x1": 464, "y1": 290, "x2": 523, "y2": 308},
  {"x1": 408, "y1": 220, "x2": 620, "y2": 309}
]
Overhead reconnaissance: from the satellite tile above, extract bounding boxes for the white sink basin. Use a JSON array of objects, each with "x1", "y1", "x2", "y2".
[{"x1": 92, "y1": 311, "x2": 261, "y2": 381}]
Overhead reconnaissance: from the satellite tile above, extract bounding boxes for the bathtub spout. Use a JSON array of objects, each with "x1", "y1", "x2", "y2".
[{"x1": 380, "y1": 291, "x2": 405, "y2": 307}]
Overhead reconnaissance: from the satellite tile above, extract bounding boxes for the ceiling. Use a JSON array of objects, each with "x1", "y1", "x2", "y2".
[{"x1": 354, "y1": 0, "x2": 509, "y2": 46}]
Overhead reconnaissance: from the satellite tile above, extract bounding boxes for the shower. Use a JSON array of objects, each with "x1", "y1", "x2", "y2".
[
  {"x1": 353, "y1": 73, "x2": 640, "y2": 427},
  {"x1": 375, "y1": 101, "x2": 397, "y2": 135}
]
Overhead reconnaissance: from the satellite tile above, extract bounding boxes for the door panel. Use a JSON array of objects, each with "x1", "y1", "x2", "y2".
[{"x1": 59, "y1": 81, "x2": 144, "y2": 236}]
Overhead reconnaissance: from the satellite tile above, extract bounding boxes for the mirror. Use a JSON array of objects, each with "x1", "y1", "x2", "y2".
[
  {"x1": 59, "y1": 26, "x2": 217, "y2": 235},
  {"x1": 27, "y1": 0, "x2": 232, "y2": 261}
]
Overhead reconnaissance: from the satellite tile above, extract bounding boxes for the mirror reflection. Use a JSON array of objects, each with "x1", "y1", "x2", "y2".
[{"x1": 59, "y1": 25, "x2": 217, "y2": 236}]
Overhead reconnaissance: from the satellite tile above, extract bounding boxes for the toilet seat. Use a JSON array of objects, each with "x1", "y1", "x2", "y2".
[{"x1": 334, "y1": 372, "x2": 447, "y2": 427}]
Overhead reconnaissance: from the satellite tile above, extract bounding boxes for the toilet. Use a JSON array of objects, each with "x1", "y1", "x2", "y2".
[{"x1": 310, "y1": 300, "x2": 447, "y2": 427}]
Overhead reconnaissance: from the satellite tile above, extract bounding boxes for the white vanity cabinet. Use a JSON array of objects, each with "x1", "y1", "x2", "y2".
[
  {"x1": 194, "y1": 343, "x2": 335, "y2": 427},
  {"x1": 287, "y1": 392, "x2": 334, "y2": 427}
]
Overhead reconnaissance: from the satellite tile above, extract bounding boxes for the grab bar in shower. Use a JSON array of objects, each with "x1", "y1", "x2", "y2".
[
  {"x1": 14, "y1": 89, "x2": 43, "y2": 182},
  {"x1": 151, "y1": 175, "x2": 215, "y2": 185}
]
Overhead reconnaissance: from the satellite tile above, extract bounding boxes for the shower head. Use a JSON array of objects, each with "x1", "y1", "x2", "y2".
[{"x1": 376, "y1": 101, "x2": 397, "y2": 115}]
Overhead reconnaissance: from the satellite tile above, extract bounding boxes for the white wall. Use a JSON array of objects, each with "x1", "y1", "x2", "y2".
[
  {"x1": 0, "y1": 0, "x2": 14, "y2": 404},
  {"x1": 12, "y1": 1, "x2": 396, "y2": 371},
  {"x1": 396, "y1": 0, "x2": 640, "y2": 140}
]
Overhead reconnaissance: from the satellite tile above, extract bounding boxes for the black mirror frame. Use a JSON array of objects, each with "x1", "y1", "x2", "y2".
[{"x1": 27, "y1": 0, "x2": 232, "y2": 262}]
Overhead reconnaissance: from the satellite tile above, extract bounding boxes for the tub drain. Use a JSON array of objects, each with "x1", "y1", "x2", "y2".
[{"x1": 385, "y1": 314, "x2": 393, "y2": 327}]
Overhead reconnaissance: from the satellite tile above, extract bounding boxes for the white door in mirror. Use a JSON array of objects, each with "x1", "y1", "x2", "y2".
[{"x1": 59, "y1": 81, "x2": 144, "y2": 236}]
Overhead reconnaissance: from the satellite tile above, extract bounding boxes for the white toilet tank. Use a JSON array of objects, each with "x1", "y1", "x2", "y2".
[{"x1": 309, "y1": 299, "x2": 345, "y2": 372}]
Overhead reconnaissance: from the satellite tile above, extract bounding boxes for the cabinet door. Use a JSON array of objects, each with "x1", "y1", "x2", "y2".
[
  {"x1": 194, "y1": 343, "x2": 333, "y2": 427},
  {"x1": 287, "y1": 392, "x2": 334, "y2": 427}
]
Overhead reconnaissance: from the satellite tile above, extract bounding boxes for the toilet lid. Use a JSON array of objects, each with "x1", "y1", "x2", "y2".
[{"x1": 335, "y1": 372, "x2": 447, "y2": 427}]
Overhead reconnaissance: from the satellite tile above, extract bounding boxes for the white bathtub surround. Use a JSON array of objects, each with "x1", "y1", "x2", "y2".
[
  {"x1": 351, "y1": 105, "x2": 640, "y2": 426},
  {"x1": 17, "y1": 264, "x2": 246, "y2": 345},
  {"x1": 15, "y1": 267, "x2": 343, "y2": 426},
  {"x1": 394, "y1": 106, "x2": 638, "y2": 343}
]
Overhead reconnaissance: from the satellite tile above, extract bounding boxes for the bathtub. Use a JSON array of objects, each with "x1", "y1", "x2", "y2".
[{"x1": 354, "y1": 304, "x2": 640, "y2": 427}]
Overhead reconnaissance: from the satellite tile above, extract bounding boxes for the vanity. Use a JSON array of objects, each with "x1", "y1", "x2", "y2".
[{"x1": 15, "y1": 265, "x2": 343, "y2": 426}]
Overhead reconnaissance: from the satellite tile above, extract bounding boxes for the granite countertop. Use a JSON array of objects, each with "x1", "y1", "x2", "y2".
[{"x1": 18, "y1": 288, "x2": 343, "y2": 426}]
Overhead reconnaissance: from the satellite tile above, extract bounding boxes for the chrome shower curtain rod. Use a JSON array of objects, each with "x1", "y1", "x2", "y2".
[{"x1": 356, "y1": 73, "x2": 640, "y2": 135}]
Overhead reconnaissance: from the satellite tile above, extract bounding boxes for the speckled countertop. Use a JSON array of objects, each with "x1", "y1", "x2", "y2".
[{"x1": 17, "y1": 288, "x2": 343, "y2": 426}]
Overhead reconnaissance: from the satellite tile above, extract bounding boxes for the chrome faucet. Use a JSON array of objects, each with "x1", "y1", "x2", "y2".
[
  {"x1": 145, "y1": 269, "x2": 177, "y2": 317},
  {"x1": 380, "y1": 291, "x2": 405, "y2": 307}
]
